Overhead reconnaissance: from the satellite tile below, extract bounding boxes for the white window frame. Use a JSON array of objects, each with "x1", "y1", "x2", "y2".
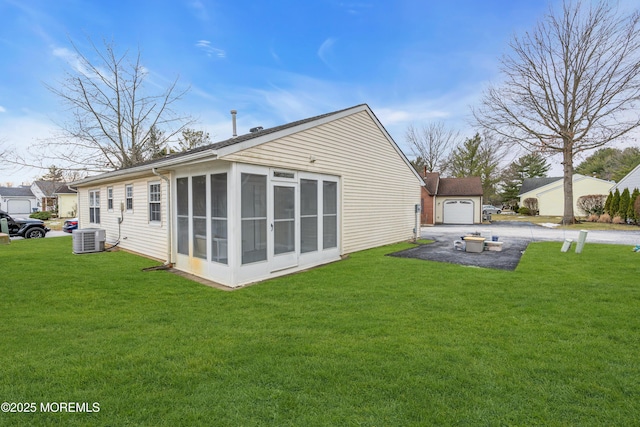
[
  {"x1": 89, "y1": 189, "x2": 100, "y2": 224},
  {"x1": 148, "y1": 182, "x2": 161, "y2": 223},
  {"x1": 125, "y1": 184, "x2": 134, "y2": 212},
  {"x1": 107, "y1": 187, "x2": 113, "y2": 211}
]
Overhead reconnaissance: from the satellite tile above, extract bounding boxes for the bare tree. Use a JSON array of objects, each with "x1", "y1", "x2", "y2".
[
  {"x1": 37, "y1": 38, "x2": 193, "y2": 173},
  {"x1": 405, "y1": 122, "x2": 459, "y2": 174},
  {"x1": 474, "y1": 1, "x2": 640, "y2": 224}
]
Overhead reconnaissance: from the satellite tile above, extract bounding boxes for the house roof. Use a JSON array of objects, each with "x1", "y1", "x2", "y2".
[
  {"x1": 72, "y1": 104, "x2": 424, "y2": 187},
  {"x1": 0, "y1": 186, "x2": 35, "y2": 197},
  {"x1": 423, "y1": 172, "x2": 440, "y2": 195},
  {"x1": 32, "y1": 180, "x2": 65, "y2": 197},
  {"x1": 437, "y1": 176, "x2": 483, "y2": 196},
  {"x1": 519, "y1": 177, "x2": 562, "y2": 195},
  {"x1": 613, "y1": 162, "x2": 640, "y2": 192},
  {"x1": 54, "y1": 185, "x2": 77, "y2": 195}
]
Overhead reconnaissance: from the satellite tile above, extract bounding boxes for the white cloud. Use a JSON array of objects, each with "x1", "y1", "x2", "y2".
[
  {"x1": 195, "y1": 40, "x2": 226, "y2": 58},
  {"x1": 0, "y1": 106, "x2": 6, "y2": 113},
  {"x1": 188, "y1": 1, "x2": 210, "y2": 21},
  {"x1": 318, "y1": 37, "x2": 337, "y2": 69}
]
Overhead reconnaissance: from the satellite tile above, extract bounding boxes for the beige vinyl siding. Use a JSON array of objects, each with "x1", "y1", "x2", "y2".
[
  {"x1": 221, "y1": 110, "x2": 422, "y2": 254},
  {"x1": 77, "y1": 175, "x2": 167, "y2": 260},
  {"x1": 57, "y1": 194, "x2": 78, "y2": 218}
]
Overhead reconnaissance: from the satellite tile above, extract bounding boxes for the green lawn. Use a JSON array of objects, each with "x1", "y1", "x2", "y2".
[{"x1": 2, "y1": 236, "x2": 639, "y2": 426}]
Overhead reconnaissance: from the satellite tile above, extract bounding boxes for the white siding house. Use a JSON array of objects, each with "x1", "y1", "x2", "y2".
[{"x1": 72, "y1": 105, "x2": 424, "y2": 287}]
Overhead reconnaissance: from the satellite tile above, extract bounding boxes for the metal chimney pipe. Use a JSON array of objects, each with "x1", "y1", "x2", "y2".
[{"x1": 230, "y1": 109, "x2": 237, "y2": 138}]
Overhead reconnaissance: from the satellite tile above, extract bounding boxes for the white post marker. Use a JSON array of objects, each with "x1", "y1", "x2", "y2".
[
  {"x1": 575, "y1": 230, "x2": 588, "y2": 254},
  {"x1": 561, "y1": 239, "x2": 573, "y2": 252}
]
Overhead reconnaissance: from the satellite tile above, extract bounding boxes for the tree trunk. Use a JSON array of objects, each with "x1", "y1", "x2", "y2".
[{"x1": 562, "y1": 145, "x2": 575, "y2": 225}]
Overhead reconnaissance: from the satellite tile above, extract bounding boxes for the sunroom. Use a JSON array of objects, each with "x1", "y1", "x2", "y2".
[{"x1": 173, "y1": 162, "x2": 340, "y2": 286}]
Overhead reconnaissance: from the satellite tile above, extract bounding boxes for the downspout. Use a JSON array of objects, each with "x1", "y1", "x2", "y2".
[{"x1": 152, "y1": 168, "x2": 173, "y2": 266}]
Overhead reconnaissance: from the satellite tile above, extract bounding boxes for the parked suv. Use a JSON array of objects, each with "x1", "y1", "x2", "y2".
[{"x1": 0, "y1": 210, "x2": 51, "y2": 238}]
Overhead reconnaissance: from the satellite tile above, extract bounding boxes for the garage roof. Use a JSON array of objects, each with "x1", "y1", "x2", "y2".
[{"x1": 437, "y1": 177, "x2": 483, "y2": 196}]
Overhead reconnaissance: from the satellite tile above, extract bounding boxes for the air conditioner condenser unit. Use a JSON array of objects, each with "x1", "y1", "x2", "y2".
[{"x1": 72, "y1": 228, "x2": 106, "y2": 254}]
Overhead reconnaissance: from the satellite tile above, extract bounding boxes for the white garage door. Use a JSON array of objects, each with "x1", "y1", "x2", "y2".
[
  {"x1": 443, "y1": 200, "x2": 474, "y2": 224},
  {"x1": 7, "y1": 199, "x2": 32, "y2": 216}
]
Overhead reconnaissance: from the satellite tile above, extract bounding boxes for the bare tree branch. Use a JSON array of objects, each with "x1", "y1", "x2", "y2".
[
  {"x1": 27, "y1": 37, "x2": 196, "y2": 173},
  {"x1": 474, "y1": 1, "x2": 640, "y2": 224},
  {"x1": 405, "y1": 121, "x2": 459, "y2": 174}
]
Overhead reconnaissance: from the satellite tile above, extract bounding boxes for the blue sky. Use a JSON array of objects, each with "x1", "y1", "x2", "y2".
[{"x1": 0, "y1": 0, "x2": 594, "y2": 184}]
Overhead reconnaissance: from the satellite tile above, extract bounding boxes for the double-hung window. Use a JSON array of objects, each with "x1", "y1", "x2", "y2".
[
  {"x1": 107, "y1": 187, "x2": 113, "y2": 211},
  {"x1": 149, "y1": 183, "x2": 161, "y2": 223},
  {"x1": 125, "y1": 184, "x2": 133, "y2": 211},
  {"x1": 89, "y1": 190, "x2": 100, "y2": 224}
]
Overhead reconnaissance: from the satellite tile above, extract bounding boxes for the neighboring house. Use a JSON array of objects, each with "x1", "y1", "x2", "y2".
[
  {"x1": 611, "y1": 163, "x2": 640, "y2": 193},
  {"x1": 71, "y1": 104, "x2": 424, "y2": 288},
  {"x1": 55, "y1": 185, "x2": 78, "y2": 218},
  {"x1": 420, "y1": 172, "x2": 483, "y2": 225},
  {"x1": 0, "y1": 186, "x2": 37, "y2": 216},
  {"x1": 519, "y1": 174, "x2": 614, "y2": 216},
  {"x1": 31, "y1": 180, "x2": 63, "y2": 212}
]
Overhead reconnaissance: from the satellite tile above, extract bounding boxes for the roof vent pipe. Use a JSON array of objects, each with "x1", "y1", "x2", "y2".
[{"x1": 231, "y1": 109, "x2": 237, "y2": 138}]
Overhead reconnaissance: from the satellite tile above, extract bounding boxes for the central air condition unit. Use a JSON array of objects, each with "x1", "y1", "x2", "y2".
[{"x1": 72, "y1": 228, "x2": 106, "y2": 254}]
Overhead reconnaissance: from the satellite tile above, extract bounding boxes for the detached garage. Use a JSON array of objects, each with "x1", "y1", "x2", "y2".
[
  {"x1": 421, "y1": 174, "x2": 483, "y2": 225},
  {"x1": 0, "y1": 187, "x2": 37, "y2": 216}
]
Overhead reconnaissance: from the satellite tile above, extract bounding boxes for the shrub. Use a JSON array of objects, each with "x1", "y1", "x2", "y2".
[
  {"x1": 610, "y1": 189, "x2": 620, "y2": 216},
  {"x1": 612, "y1": 215, "x2": 625, "y2": 224},
  {"x1": 619, "y1": 188, "x2": 631, "y2": 220},
  {"x1": 29, "y1": 211, "x2": 52, "y2": 220},
  {"x1": 635, "y1": 195, "x2": 640, "y2": 223},
  {"x1": 604, "y1": 191, "x2": 612, "y2": 214},
  {"x1": 577, "y1": 194, "x2": 607, "y2": 216},
  {"x1": 518, "y1": 207, "x2": 531, "y2": 216},
  {"x1": 523, "y1": 198, "x2": 538, "y2": 215},
  {"x1": 586, "y1": 214, "x2": 599, "y2": 222},
  {"x1": 629, "y1": 188, "x2": 640, "y2": 224},
  {"x1": 597, "y1": 213, "x2": 612, "y2": 223}
]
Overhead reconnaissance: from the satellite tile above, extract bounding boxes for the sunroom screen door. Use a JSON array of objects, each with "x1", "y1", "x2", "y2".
[{"x1": 271, "y1": 183, "x2": 298, "y2": 271}]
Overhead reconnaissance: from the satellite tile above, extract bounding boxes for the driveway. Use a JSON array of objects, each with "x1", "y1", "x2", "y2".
[
  {"x1": 9, "y1": 230, "x2": 68, "y2": 240},
  {"x1": 422, "y1": 221, "x2": 640, "y2": 246}
]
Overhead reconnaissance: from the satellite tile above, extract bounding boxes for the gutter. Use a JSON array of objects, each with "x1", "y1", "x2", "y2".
[{"x1": 152, "y1": 168, "x2": 173, "y2": 267}]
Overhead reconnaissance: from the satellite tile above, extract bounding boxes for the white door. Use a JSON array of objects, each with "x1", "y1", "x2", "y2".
[
  {"x1": 443, "y1": 200, "x2": 474, "y2": 224},
  {"x1": 270, "y1": 182, "x2": 298, "y2": 272}
]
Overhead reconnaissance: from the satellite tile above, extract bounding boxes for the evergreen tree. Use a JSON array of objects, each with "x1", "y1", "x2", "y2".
[
  {"x1": 619, "y1": 188, "x2": 630, "y2": 220},
  {"x1": 604, "y1": 191, "x2": 612, "y2": 215},
  {"x1": 40, "y1": 165, "x2": 64, "y2": 182},
  {"x1": 499, "y1": 152, "x2": 550, "y2": 207},
  {"x1": 177, "y1": 128, "x2": 212, "y2": 152},
  {"x1": 629, "y1": 188, "x2": 640, "y2": 223},
  {"x1": 611, "y1": 189, "x2": 621, "y2": 218},
  {"x1": 446, "y1": 133, "x2": 504, "y2": 202}
]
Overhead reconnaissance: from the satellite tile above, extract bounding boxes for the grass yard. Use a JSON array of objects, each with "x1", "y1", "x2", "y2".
[{"x1": 1, "y1": 236, "x2": 639, "y2": 426}]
